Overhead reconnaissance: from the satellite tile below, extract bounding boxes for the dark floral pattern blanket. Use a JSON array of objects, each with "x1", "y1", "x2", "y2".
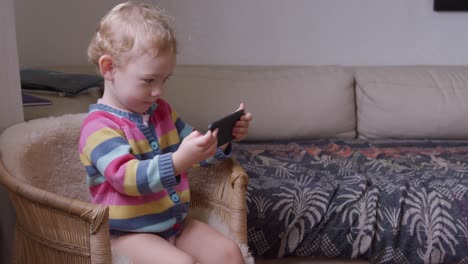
[{"x1": 233, "y1": 139, "x2": 468, "y2": 264}]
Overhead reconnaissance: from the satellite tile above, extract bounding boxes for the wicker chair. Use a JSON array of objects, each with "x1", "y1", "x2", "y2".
[{"x1": 0, "y1": 113, "x2": 250, "y2": 264}]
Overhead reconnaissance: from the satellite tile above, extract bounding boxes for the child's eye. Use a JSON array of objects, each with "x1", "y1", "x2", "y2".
[{"x1": 143, "y1": 79, "x2": 154, "y2": 84}]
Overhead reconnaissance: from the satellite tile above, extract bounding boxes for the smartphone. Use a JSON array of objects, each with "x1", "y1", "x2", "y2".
[{"x1": 208, "y1": 109, "x2": 245, "y2": 147}]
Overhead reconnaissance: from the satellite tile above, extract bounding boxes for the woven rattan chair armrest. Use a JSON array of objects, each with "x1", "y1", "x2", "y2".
[
  {"x1": 226, "y1": 157, "x2": 249, "y2": 244},
  {"x1": 0, "y1": 159, "x2": 108, "y2": 230},
  {"x1": 0, "y1": 159, "x2": 112, "y2": 263},
  {"x1": 229, "y1": 157, "x2": 249, "y2": 188},
  {"x1": 188, "y1": 157, "x2": 249, "y2": 244}
]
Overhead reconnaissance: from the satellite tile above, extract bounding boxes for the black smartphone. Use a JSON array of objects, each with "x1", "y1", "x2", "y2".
[{"x1": 208, "y1": 109, "x2": 245, "y2": 147}]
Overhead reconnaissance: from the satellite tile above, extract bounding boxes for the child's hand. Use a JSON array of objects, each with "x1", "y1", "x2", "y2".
[
  {"x1": 232, "y1": 103, "x2": 253, "y2": 141},
  {"x1": 172, "y1": 130, "x2": 218, "y2": 174}
]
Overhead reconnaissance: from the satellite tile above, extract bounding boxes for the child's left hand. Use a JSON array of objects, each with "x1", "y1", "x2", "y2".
[{"x1": 232, "y1": 103, "x2": 253, "y2": 141}]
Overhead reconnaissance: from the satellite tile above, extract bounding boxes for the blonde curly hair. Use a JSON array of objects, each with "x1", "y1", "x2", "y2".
[{"x1": 88, "y1": 2, "x2": 177, "y2": 68}]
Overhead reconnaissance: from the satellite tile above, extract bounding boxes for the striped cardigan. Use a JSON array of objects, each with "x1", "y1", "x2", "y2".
[{"x1": 78, "y1": 99, "x2": 230, "y2": 238}]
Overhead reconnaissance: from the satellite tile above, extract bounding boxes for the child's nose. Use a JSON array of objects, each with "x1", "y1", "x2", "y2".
[
  {"x1": 151, "y1": 86, "x2": 163, "y2": 97},
  {"x1": 151, "y1": 90, "x2": 160, "y2": 97}
]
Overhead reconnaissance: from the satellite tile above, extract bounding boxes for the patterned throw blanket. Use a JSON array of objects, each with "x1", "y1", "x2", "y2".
[{"x1": 233, "y1": 139, "x2": 468, "y2": 264}]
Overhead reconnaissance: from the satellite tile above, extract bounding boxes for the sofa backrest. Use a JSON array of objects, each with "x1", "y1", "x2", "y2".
[
  {"x1": 164, "y1": 65, "x2": 356, "y2": 140},
  {"x1": 355, "y1": 66, "x2": 468, "y2": 139}
]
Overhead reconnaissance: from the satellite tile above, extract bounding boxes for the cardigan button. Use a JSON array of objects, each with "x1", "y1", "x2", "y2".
[
  {"x1": 171, "y1": 193, "x2": 180, "y2": 203},
  {"x1": 150, "y1": 141, "x2": 159, "y2": 150}
]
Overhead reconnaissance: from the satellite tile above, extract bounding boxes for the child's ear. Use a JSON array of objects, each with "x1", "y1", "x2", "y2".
[{"x1": 98, "y1": 55, "x2": 114, "y2": 81}]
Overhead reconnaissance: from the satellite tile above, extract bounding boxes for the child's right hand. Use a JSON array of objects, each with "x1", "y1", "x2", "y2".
[{"x1": 172, "y1": 130, "x2": 218, "y2": 175}]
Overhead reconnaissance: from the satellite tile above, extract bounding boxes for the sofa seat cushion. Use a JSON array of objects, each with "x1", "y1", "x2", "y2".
[
  {"x1": 355, "y1": 66, "x2": 468, "y2": 139},
  {"x1": 234, "y1": 139, "x2": 468, "y2": 263},
  {"x1": 164, "y1": 65, "x2": 356, "y2": 140}
]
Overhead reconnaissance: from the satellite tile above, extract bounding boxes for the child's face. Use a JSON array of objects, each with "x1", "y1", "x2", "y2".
[{"x1": 110, "y1": 50, "x2": 176, "y2": 113}]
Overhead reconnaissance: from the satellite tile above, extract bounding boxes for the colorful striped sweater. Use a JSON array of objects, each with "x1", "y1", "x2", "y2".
[{"x1": 78, "y1": 99, "x2": 230, "y2": 238}]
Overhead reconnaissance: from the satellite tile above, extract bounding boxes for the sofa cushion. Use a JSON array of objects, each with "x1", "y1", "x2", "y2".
[
  {"x1": 355, "y1": 66, "x2": 468, "y2": 139},
  {"x1": 164, "y1": 65, "x2": 356, "y2": 140}
]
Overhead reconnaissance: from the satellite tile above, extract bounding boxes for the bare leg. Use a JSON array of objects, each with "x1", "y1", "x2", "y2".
[
  {"x1": 175, "y1": 218, "x2": 245, "y2": 264},
  {"x1": 111, "y1": 233, "x2": 196, "y2": 264}
]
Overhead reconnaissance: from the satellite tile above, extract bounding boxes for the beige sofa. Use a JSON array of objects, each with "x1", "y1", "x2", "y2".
[{"x1": 162, "y1": 65, "x2": 468, "y2": 264}]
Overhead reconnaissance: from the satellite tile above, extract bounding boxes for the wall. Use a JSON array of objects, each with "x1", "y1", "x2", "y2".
[
  {"x1": 14, "y1": 0, "x2": 468, "y2": 67},
  {"x1": 163, "y1": 0, "x2": 468, "y2": 65},
  {"x1": 1, "y1": 0, "x2": 24, "y2": 127},
  {"x1": 0, "y1": 0, "x2": 24, "y2": 263}
]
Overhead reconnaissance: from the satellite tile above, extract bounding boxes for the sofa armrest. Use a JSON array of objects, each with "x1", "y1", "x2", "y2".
[
  {"x1": 188, "y1": 157, "x2": 249, "y2": 244},
  {"x1": 0, "y1": 159, "x2": 112, "y2": 264}
]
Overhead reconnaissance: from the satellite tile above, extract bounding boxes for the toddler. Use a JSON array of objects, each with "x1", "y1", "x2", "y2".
[{"x1": 79, "y1": 2, "x2": 253, "y2": 263}]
